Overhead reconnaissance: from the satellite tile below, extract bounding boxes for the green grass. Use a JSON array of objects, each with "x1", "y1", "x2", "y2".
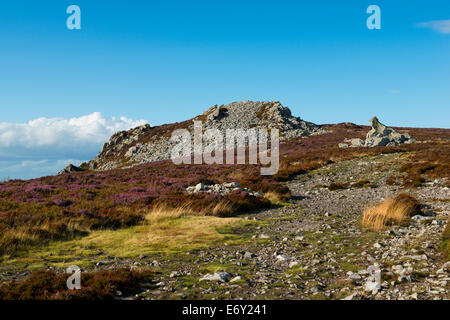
[{"x1": 1, "y1": 215, "x2": 247, "y2": 271}]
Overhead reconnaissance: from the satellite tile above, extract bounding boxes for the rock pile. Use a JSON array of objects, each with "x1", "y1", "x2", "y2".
[
  {"x1": 185, "y1": 182, "x2": 263, "y2": 197},
  {"x1": 202, "y1": 101, "x2": 325, "y2": 140},
  {"x1": 339, "y1": 117, "x2": 416, "y2": 148}
]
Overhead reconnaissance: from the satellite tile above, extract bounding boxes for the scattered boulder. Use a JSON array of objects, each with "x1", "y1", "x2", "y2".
[
  {"x1": 185, "y1": 182, "x2": 263, "y2": 197},
  {"x1": 347, "y1": 271, "x2": 362, "y2": 281},
  {"x1": 364, "y1": 278, "x2": 381, "y2": 293},
  {"x1": 243, "y1": 252, "x2": 255, "y2": 259},
  {"x1": 194, "y1": 183, "x2": 205, "y2": 192},
  {"x1": 275, "y1": 254, "x2": 290, "y2": 262},
  {"x1": 339, "y1": 116, "x2": 416, "y2": 148},
  {"x1": 199, "y1": 272, "x2": 232, "y2": 282}
]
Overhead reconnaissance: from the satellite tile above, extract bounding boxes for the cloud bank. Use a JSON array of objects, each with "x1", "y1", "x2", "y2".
[
  {"x1": 0, "y1": 113, "x2": 148, "y2": 179},
  {"x1": 416, "y1": 20, "x2": 450, "y2": 34}
]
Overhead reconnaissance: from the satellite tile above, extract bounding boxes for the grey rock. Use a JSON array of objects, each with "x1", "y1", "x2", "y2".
[
  {"x1": 348, "y1": 273, "x2": 362, "y2": 281},
  {"x1": 244, "y1": 252, "x2": 255, "y2": 259},
  {"x1": 223, "y1": 182, "x2": 240, "y2": 189},
  {"x1": 194, "y1": 183, "x2": 205, "y2": 192},
  {"x1": 200, "y1": 272, "x2": 232, "y2": 282},
  {"x1": 350, "y1": 138, "x2": 365, "y2": 147},
  {"x1": 342, "y1": 293, "x2": 358, "y2": 300},
  {"x1": 276, "y1": 254, "x2": 290, "y2": 262},
  {"x1": 411, "y1": 215, "x2": 433, "y2": 221},
  {"x1": 58, "y1": 164, "x2": 83, "y2": 175},
  {"x1": 366, "y1": 136, "x2": 390, "y2": 147},
  {"x1": 442, "y1": 261, "x2": 450, "y2": 272},
  {"x1": 364, "y1": 279, "x2": 381, "y2": 293},
  {"x1": 338, "y1": 116, "x2": 416, "y2": 148}
]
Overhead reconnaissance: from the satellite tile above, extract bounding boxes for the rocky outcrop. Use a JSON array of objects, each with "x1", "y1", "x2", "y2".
[
  {"x1": 339, "y1": 117, "x2": 416, "y2": 148},
  {"x1": 202, "y1": 101, "x2": 324, "y2": 140},
  {"x1": 88, "y1": 124, "x2": 152, "y2": 170},
  {"x1": 58, "y1": 164, "x2": 84, "y2": 175},
  {"x1": 85, "y1": 101, "x2": 325, "y2": 171}
]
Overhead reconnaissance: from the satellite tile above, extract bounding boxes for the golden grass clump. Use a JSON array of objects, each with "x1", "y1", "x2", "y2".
[
  {"x1": 211, "y1": 200, "x2": 236, "y2": 217},
  {"x1": 145, "y1": 200, "x2": 237, "y2": 223},
  {"x1": 263, "y1": 191, "x2": 285, "y2": 205},
  {"x1": 362, "y1": 193, "x2": 422, "y2": 230},
  {"x1": 144, "y1": 203, "x2": 201, "y2": 224}
]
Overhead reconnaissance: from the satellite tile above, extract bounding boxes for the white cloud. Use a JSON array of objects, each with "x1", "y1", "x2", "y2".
[
  {"x1": 416, "y1": 20, "x2": 450, "y2": 34},
  {"x1": 0, "y1": 112, "x2": 147, "y2": 149},
  {"x1": 0, "y1": 113, "x2": 148, "y2": 179},
  {"x1": 389, "y1": 89, "x2": 400, "y2": 94}
]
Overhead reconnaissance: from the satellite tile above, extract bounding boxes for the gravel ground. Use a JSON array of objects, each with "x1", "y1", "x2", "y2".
[{"x1": 125, "y1": 153, "x2": 449, "y2": 300}]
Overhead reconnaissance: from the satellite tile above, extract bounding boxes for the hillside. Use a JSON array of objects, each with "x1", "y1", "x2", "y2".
[
  {"x1": 81, "y1": 101, "x2": 324, "y2": 171},
  {"x1": 0, "y1": 101, "x2": 449, "y2": 300}
]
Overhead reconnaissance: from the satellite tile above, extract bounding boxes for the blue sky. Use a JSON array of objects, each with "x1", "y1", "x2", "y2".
[{"x1": 0, "y1": 0, "x2": 449, "y2": 179}]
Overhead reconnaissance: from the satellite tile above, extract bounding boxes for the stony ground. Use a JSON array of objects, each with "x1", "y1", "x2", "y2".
[{"x1": 1, "y1": 153, "x2": 449, "y2": 300}]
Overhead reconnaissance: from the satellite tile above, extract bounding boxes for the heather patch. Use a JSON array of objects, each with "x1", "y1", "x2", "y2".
[{"x1": 0, "y1": 268, "x2": 153, "y2": 300}]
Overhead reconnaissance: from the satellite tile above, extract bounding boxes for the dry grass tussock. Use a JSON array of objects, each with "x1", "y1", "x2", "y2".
[
  {"x1": 0, "y1": 268, "x2": 153, "y2": 300},
  {"x1": 362, "y1": 193, "x2": 422, "y2": 230},
  {"x1": 264, "y1": 191, "x2": 287, "y2": 205},
  {"x1": 145, "y1": 200, "x2": 237, "y2": 223}
]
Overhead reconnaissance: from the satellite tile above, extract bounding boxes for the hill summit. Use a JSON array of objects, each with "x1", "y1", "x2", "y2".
[{"x1": 81, "y1": 101, "x2": 324, "y2": 171}]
